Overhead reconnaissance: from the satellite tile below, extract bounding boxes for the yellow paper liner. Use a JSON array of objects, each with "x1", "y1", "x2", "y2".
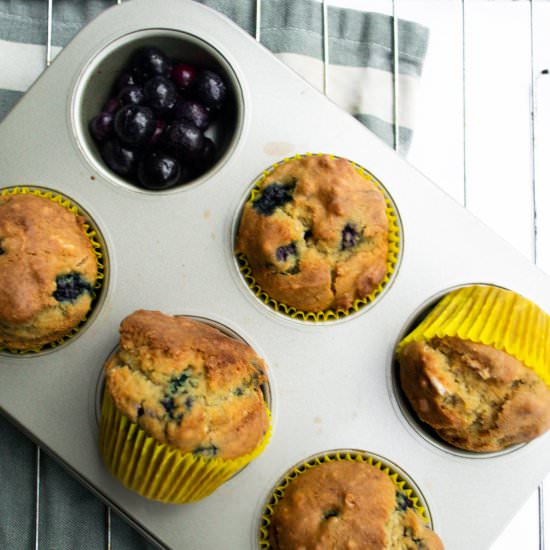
[
  {"x1": 259, "y1": 450, "x2": 430, "y2": 549},
  {"x1": 0, "y1": 186, "x2": 106, "y2": 354},
  {"x1": 398, "y1": 285, "x2": 550, "y2": 387},
  {"x1": 99, "y1": 390, "x2": 272, "y2": 504},
  {"x1": 235, "y1": 153, "x2": 400, "y2": 322}
]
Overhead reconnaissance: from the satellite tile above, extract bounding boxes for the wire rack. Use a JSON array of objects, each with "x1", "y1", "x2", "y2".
[{"x1": 20, "y1": 0, "x2": 547, "y2": 548}]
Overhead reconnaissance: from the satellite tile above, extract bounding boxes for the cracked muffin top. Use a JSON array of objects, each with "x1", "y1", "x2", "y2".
[
  {"x1": 105, "y1": 310, "x2": 269, "y2": 460},
  {"x1": 0, "y1": 193, "x2": 97, "y2": 350},
  {"x1": 398, "y1": 336, "x2": 550, "y2": 452},
  {"x1": 236, "y1": 155, "x2": 389, "y2": 312},
  {"x1": 269, "y1": 460, "x2": 443, "y2": 550}
]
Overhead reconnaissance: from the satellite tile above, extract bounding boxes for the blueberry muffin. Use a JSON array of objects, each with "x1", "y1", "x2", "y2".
[
  {"x1": 236, "y1": 155, "x2": 390, "y2": 312},
  {"x1": 0, "y1": 193, "x2": 98, "y2": 351},
  {"x1": 268, "y1": 460, "x2": 443, "y2": 550},
  {"x1": 399, "y1": 337, "x2": 550, "y2": 452},
  {"x1": 397, "y1": 285, "x2": 550, "y2": 452},
  {"x1": 100, "y1": 310, "x2": 270, "y2": 502}
]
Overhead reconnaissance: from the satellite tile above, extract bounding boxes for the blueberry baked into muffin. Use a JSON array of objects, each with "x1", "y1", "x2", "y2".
[
  {"x1": 268, "y1": 460, "x2": 443, "y2": 550},
  {"x1": 0, "y1": 194, "x2": 97, "y2": 351},
  {"x1": 100, "y1": 310, "x2": 270, "y2": 502},
  {"x1": 397, "y1": 285, "x2": 550, "y2": 452},
  {"x1": 236, "y1": 155, "x2": 390, "y2": 313}
]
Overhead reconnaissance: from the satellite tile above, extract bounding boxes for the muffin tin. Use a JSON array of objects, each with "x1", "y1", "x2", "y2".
[{"x1": 0, "y1": 0, "x2": 549, "y2": 548}]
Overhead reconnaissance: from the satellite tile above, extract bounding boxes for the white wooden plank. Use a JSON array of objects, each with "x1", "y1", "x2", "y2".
[
  {"x1": 531, "y1": 3, "x2": 550, "y2": 545},
  {"x1": 331, "y1": 2, "x2": 543, "y2": 548},
  {"x1": 532, "y1": 0, "x2": 550, "y2": 277},
  {"x1": 405, "y1": 3, "x2": 541, "y2": 549},
  {"x1": 399, "y1": 0, "x2": 465, "y2": 203},
  {"x1": 463, "y1": 1, "x2": 534, "y2": 258}
]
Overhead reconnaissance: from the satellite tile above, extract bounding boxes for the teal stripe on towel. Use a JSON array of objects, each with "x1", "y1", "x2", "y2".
[
  {"x1": 355, "y1": 113, "x2": 413, "y2": 154},
  {"x1": 0, "y1": 89, "x2": 23, "y2": 121},
  {"x1": 200, "y1": 0, "x2": 429, "y2": 76}
]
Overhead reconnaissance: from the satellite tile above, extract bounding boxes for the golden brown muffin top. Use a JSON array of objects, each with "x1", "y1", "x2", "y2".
[
  {"x1": 105, "y1": 310, "x2": 269, "y2": 459},
  {"x1": 399, "y1": 337, "x2": 550, "y2": 452},
  {"x1": 236, "y1": 155, "x2": 389, "y2": 312},
  {"x1": 269, "y1": 460, "x2": 443, "y2": 550},
  {"x1": 0, "y1": 194, "x2": 97, "y2": 324}
]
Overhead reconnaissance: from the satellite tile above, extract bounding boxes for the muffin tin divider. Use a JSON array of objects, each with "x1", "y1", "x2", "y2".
[{"x1": 0, "y1": 1, "x2": 550, "y2": 549}]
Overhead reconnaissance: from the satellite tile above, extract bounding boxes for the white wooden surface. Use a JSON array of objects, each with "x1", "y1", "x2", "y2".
[
  {"x1": 396, "y1": 1, "x2": 546, "y2": 548},
  {"x1": 25, "y1": 1, "x2": 549, "y2": 548},
  {"x1": 406, "y1": 3, "x2": 547, "y2": 549},
  {"x1": 331, "y1": 1, "x2": 548, "y2": 549}
]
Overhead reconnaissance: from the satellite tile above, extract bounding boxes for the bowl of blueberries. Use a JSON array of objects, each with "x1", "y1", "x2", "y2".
[{"x1": 73, "y1": 29, "x2": 244, "y2": 192}]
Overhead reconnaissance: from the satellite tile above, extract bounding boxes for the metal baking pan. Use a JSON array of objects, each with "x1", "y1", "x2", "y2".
[{"x1": 1, "y1": 0, "x2": 549, "y2": 548}]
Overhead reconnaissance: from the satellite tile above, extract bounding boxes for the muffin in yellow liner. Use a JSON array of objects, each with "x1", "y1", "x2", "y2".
[
  {"x1": 99, "y1": 391, "x2": 271, "y2": 503},
  {"x1": 99, "y1": 310, "x2": 272, "y2": 503},
  {"x1": 397, "y1": 285, "x2": 550, "y2": 452},
  {"x1": 235, "y1": 153, "x2": 400, "y2": 322},
  {"x1": 260, "y1": 450, "x2": 442, "y2": 549},
  {"x1": 0, "y1": 186, "x2": 105, "y2": 353}
]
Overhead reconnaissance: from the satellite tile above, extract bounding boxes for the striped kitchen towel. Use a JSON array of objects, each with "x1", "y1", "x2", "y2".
[
  {"x1": 0, "y1": 0, "x2": 429, "y2": 152},
  {"x1": 0, "y1": 1, "x2": 429, "y2": 549}
]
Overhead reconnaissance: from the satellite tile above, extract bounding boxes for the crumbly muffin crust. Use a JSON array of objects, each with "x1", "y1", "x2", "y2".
[
  {"x1": 0, "y1": 194, "x2": 97, "y2": 350},
  {"x1": 236, "y1": 155, "x2": 389, "y2": 312},
  {"x1": 105, "y1": 310, "x2": 269, "y2": 460},
  {"x1": 399, "y1": 337, "x2": 550, "y2": 451},
  {"x1": 269, "y1": 460, "x2": 443, "y2": 550}
]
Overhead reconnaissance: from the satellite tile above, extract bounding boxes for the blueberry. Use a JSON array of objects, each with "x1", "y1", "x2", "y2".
[
  {"x1": 304, "y1": 229, "x2": 313, "y2": 241},
  {"x1": 172, "y1": 63, "x2": 197, "y2": 91},
  {"x1": 148, "y1": 119, "x2": 166, "y2": 147},
  {"x1": 117, "y1": 85, "x2": 145, "y2": 106},
  {"x1": 53, "y1": 273, "x2": 92, "y2": 302},
  {"x1": 193, "y1": 444, "x2": 219, "y2": 457},
  {"x1": 191, "y1": 137, "x2": 216, "y2": 175},
  {"x1": 137, "y1": 151, "x2": 181, "y2": 190},
  {"x1": 177, "y1": 162, "x2": 194, "y2": 185},
  {"x1": 173, "y1": 100, "x2": 210, "y2": 131},
  {"x1": 276, "y1": 242, "x2": 297, "y2": 262},
  {"x1": 323, "y1": 509, "x2": 339, "y2": 520},
  {"x1": 101, "y1": 139, "x2": 139, "y2": 176},
  {"x1": 137, "y1": 405, "x2": 144, "y2": 418},
  {"x1": 102, "y1": 98, "x2": 120, "y2": 114},
  {"x1": 341, "y1": 223, "x2": 361, "y2": 250},
  {"x1": 275, "y1": 242, "x2": 299, "y2": 274},
  {"x1": 0, "y1": 244, "x2": 4, "y2": 255},
  {"x1": 252, "y1": 179, "x2": 296, "y2": 216},
  {"x1": 114, "y1": 104, "x2": 155, "y2": 147},
  {"x1": 396, "y1": 491, "x2": 414, "y2": 511},
  {"x1": 165, "y1": 120, "x2": 204, "y2": 159},
  {"x1": 234, "y1": 387, "x2": 244, "y2": 396},
  {"x1": 114, "y1": 71, "x2": 136, "y2": 93},
  {"x1": 89, "y1": 112, "x2": 114, "y2": 142},
  {"x1": 161, "y1": 396, "x2": 177, "y2": 418},
  {"x1": 185, "y1": 396, "x2": 194, "y2": 411},
  {"x1": 144, "y1": 76, "x2": 177, "y2": 115},
  {"x1": 130, "y1": 46, "x2": 171, "y2": 83},
  {"x1": 193, "y1": 69, "x2": 227, "y2": 110},
  {"x1": 168, "y1": 371, "x2": 191, "y2": 394}
]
